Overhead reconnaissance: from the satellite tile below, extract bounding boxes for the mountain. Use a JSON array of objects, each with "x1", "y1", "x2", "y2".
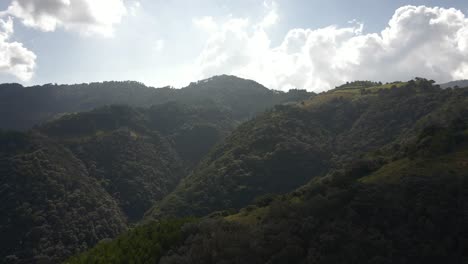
[
  {"x1": 0, "y1": 77, "x2": 312, "y2": 263},
  {"x1": 2, "y1": 77, "x2": 468, "y2": 263},
  {"x1": 146, "y1": 79, "x2": 466, "y2": 219},
  {"x1": 0, "y1": 103, "x2": 230, "y2": 263},
  {"x1": 439, "y1": 79, "x2": 468, "y2": 89},
  {"x1": 68, "y1": 82, "x2": 468, "y2": 264},
  {"x1": 0, "y1": 75, "x2": 313, "y2": 130},
  {"x1": 156, "y1": 119, "x2": 468, "y2": 264}
]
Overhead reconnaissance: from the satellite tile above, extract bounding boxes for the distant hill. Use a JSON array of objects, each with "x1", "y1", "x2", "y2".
[
  {"x1": 439, "y1": 79, "x2": 468, "y2": 89},
  {"x1": 0, "y1": 75, "x2": 313, "y2": 130}
]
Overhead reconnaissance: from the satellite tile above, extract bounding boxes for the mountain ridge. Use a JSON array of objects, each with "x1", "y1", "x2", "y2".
[
  {"x1": 0, "y1": 75, "x2": 313, "y2": 130},
  {"x1": 0, "y1": 76, "x2": 313, "y2": 263},
  {"x1": 145, "y1": 79, "x2": 468, "y2": 219},
  {"x1": 68, "y1": 81, "x2": 468, "y2": 264},
  {"x1": 1, "y1": 76, "x2": 467, "y2": 263}
]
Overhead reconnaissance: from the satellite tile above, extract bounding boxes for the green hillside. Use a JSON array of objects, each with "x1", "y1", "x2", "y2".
[
  {"x1": 163, "y1": 128, "x2": 468, "y2": 263},
  {"x1": 146, "y1": 79, "x2": 466, "y2": 219},
  {"x1": 0, "y1": 76, "x2": 313, "y2": 263},
  {"x1": 2, "y1": 77, "x2": 467, "y2": 264},
  {"x1": 0, "y1": 132, "x2": 127, "y2": 263},
  {"x1": 38, "y1": 103, "x2": 233, "y2": 221},
  {"x1": 65, "y1": 219, "x2": 195, "y2": 264},
  {"x1": 68, "y1": 102, "x2": 468, "y2": 263}
]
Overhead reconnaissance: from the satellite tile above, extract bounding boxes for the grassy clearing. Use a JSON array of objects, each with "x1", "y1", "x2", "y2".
[
  {"x1": 225, "y1": 206, "x2": 269, "y2": 225},
  {"x1": 360, "y1": 148, "x2": 468, "y2": 184}
]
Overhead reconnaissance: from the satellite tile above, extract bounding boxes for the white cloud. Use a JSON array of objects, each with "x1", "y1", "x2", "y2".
[
  {"x1": 193, "y1": 16, "x2": 219, "y2": 32},
  {"x1": 0, "y1": 16, "x2": 36, "y2": 81},
  {"x1": 5, "y1": 0, "x2": 129, "y2": 37},
  {"x1": 128, "y1": 1, "x2": 141, "y2": 16},
  {"x1": 259, "y1": 1, "x2": 278, "y2": 28},
  {"x1": 192, "y1": 5, "x2": 468, "y2": 92},
  {"x1": 153, "y1": 39, "x2": 165, "y2": 53}
]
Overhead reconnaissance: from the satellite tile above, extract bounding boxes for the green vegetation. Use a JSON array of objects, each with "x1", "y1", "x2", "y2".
[
  {"x1": 158, "y1": 105, "x2": 468, "y2": 264},
  {"x1": 0, "y1": 75, "x2": 313, "y2": 130},
  {"x1": 1, "y1": 77, "x2": 468, "y2": 263},
  {"x1": 335, "y1": 80, "x2": 383, "y2": 90},
  {"x1": 0, "y1": 76, "x2": 312, "y2": 263},
  {"x1": 37, "y1": 103, "x2": 238, "y2": 221},
  {"x1": 70, "y1": 114, "x2": 468, "y2": 263},
  {"x1": 0, "y1": 132, "x2": 127, "y2": 263},
  {"x1": 66, "y1": 219, "x2": 195, "y2": 264},
  {"x1": 147, "y1": 79, "x2": 467, "y2": 219}
]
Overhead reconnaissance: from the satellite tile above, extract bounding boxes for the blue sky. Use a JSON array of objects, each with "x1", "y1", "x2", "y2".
[{"x1": 0, "y1": 0, "x2": 468, "y2": 91}]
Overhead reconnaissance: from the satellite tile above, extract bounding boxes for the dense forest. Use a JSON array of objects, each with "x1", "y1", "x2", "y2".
[
  {"x1": 0, "y1": 132, "x2": 127, "y2": 263},
  {"x1": 0, "y1": 76, "x2": 311, "y2": 263},
  {"x1": 0, "y1": 77, "x2": 467, "y2": 263},
  {"x1": 70, "y1": 80, "x2": 468, "y2": 264},
  {"x1": 146, "y1": 79, "x2": 467, "y2": 218}
]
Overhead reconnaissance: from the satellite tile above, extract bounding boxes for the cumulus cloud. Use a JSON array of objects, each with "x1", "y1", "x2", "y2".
[
  {"x1": 0, "y1": 16, "x2": 36, "y2": 81},
  {"x1": 193, "y1": 16, "x2": 219, "y2": 32},
  {"x1": 128, "y1": 1, "x2": 141, "y2": 16},
  {"x1": 5, "y1": 0, "x2": 130, "y2": 37},
  {"x1": 192, "y1": 5, "x2": 468, "y2": 92}
]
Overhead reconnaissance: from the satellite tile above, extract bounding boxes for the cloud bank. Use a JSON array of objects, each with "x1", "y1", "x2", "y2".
[
  {"x1": 193, "y1": 5, "x2": 468, "y2": 92},
  {"x1": 0, "y1": 0, "x2": 138, "y2": 82},
  {"x1": 0, "y1": 17, "x2": 36, "y2": 81},
  {"x1": 5, "y1": 0, "x2": 130, "y2": 37}
]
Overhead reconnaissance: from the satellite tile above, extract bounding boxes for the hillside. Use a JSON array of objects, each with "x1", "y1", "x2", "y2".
[
  {"x1": 146, "y1": 79, "x2": 468, "y2": 219},
  {"x1": 66, "y1": 91, "x2": 468, "y2": 264},
  {"x1": 38, "y1": 103, "x2": 236, "y2": 222},
  {"x1": 160, "y1": 119, "x2": 468, "y2": 263},
  {"x1": 0, "y1": 75, "x2": 312, "y2": 263},
  {"x1": 0, "y1": 132, "x2": 127, "y2": 263},
  {"x1": 2, "y1": 77, "x2": 467, "y2": 263},
  {"x1": 0, "y1": 75, "x2": 313, "y2": 130},
  {"x1": 68, "y1": 95, "x2": 468, "y2": 264}
]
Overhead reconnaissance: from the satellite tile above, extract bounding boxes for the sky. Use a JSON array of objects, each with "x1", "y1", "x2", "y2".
[{"x1": 0, "y1": 0, "x2": 468, "y2": 92}]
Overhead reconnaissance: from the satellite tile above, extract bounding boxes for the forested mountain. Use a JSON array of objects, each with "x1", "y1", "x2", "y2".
[
  {"x1": 0, "y1": 75, "x2": 313, "y2": 130},
  {"x1": 146, "y1": 79, "x2": 466, "y2": 219},
  {"x1": 0, "y1": 104, "x2": 225, "y2": 262},
  {"x1": 1, "y1": 77, "x2": 467, "y2": 264},
  {"x1": 70, "y1": 80, "x2": 468, "y2": 264},
  {"x1": 156, "y1": 118, "x2": 468, "y2": 264},
  {"x1": 0, "y1": 77, "x2": 311, "y2": 263}
]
